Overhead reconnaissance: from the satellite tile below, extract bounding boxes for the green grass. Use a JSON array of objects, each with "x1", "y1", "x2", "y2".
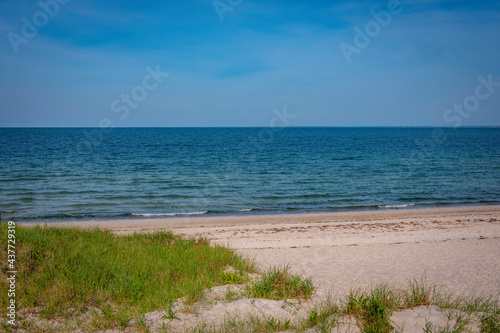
[
  {"x1": 188, "y1": 314, "x2": 293, "y2": 333},
  {"x1": 341, "y1": 280, "x2": 500, "y2": 333},
  {"x1": 0, "y1": 224, "x2": 255, "y2": 328},
  {"x1": 221, "y1": 271, "x2": 243, "y2": 285},
  {"x1": 481, "y1": 313, "x2": 500, "y2": 333},
  {"x1": 402, "y1": 277, "x2": 435, "y2": 308},
  {"x1": 346, "y1": 289, "x2": 394, "y2": 333},
  {"x1": 176, "y1": 278, "x2": 499, "y2": 333},
  {"x1": 246, "y1": 265, "x2": 313, "y2": 300}
]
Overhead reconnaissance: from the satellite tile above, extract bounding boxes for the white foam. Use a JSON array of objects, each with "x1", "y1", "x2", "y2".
[
  {"x1": 132, "y1": 211, "x2": 208, "y2": 217},
  {"x1": 379, "y1": 204, "x2": 415, "y2": 209},
  {"x1": 236, "y1": 209, "x2": 252, "y2": 212}
]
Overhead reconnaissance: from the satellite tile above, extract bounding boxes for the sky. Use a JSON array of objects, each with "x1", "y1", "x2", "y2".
[{"x1": 0, "y1": 0, "x2": 499, "y2": 127}]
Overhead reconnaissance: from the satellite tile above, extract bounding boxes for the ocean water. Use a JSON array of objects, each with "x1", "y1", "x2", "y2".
[{"x1": 1, "y1": 127, "x2": 499, "y2": 222}]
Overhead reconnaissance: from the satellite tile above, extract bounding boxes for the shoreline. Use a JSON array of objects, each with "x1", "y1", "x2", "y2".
[
  {"x1": 23, "y1": 204, "x2": 500, "y2": 230},
  {"x1": 13, "y1": 202, "x2": 500, "y2": 225}
]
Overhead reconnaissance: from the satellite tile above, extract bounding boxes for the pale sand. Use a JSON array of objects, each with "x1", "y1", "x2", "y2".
[{"x1": 30, "y1": 205, "x2": 500, "y2": 297}]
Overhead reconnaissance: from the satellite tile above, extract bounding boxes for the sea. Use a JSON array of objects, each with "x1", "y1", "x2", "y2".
[{"x1": 1, "y1": 127, "x2": 499, "y2": 222}]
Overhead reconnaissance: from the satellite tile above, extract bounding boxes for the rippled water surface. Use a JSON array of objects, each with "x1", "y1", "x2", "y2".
[{"x1": 1, "y1": 127, "x2": 499, "y2": 221}]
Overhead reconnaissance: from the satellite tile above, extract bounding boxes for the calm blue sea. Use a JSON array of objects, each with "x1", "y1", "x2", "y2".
[{"x1": 1, "y1": 127, "x2": 499, "y2": 222}]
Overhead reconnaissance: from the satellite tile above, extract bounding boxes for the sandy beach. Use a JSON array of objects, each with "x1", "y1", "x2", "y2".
[{"x1": 33, "y1": 205, "x2": 500, "y2": 298}]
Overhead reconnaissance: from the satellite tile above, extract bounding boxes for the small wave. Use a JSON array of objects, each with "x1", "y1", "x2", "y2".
[
  {"x1": 236, "y1": 209, "x2": 252, "y2": 212},
  {"x1": 379, "y1": 204, "x2": 415, "y2": 209},
  {"x1": 398, "y1": 197, "x2": 427, "y2": 202},
  {"x1": 331, "y1": 156, "x2": 358, "y2": 161},
  {"x1": 131, "y1": 211, "x2": 208, "y2": 217},
  {"x1": 258, "y1": 193, "x2": 332, "y2": 200},
  {"x1": 329, "y1": 204, "x2": 380, "y2": 211}
]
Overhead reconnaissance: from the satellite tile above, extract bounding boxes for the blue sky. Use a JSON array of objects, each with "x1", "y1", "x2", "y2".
[{"x1": 0, "y1": 0, "x2": 499, "y2": 127}]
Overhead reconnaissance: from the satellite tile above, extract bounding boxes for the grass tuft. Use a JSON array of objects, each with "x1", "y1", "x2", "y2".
[
  {"x1": 402, "y1": 277, "x2": 435, "y2": 308},
  {"x1": 246, "y1": 266, "x2": 313, "y2": 300},
  {"x1": 221, "y1": 271, "x2": 243, "y2": 285},
  {"x1": 345, "y1": 285, "x2": 399, "y2": 333},
  {"x1": 481, "y1": 313, "x2": 500, "y2": 333}
]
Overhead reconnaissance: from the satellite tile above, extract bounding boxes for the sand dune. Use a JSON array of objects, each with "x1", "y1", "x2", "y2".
[
  {"x1": 38, "y1": 205, "x2": 500, "y2": 297},
  {"x1": 22, "y1": 205, "x2": 500, "y2": 331}
]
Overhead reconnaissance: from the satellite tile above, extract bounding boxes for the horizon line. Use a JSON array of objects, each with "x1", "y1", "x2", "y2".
[{"x1": 1, "y1": 125, "x2": 499, "y2": 129}]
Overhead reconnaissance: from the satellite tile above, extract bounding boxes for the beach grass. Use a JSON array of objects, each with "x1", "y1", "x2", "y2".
[
  {"x1": 246, "y1": 265, "x2": 313, "y2": 300},
  {"x1": 0, "y1": 224, "x2": 256, "y2": 330},
  {"x1": 294, "y1": 278, "x2": 499, "y2": 333},
  {"x1": 345, "y1": 286, "x2": 396, "y2": 333}
]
